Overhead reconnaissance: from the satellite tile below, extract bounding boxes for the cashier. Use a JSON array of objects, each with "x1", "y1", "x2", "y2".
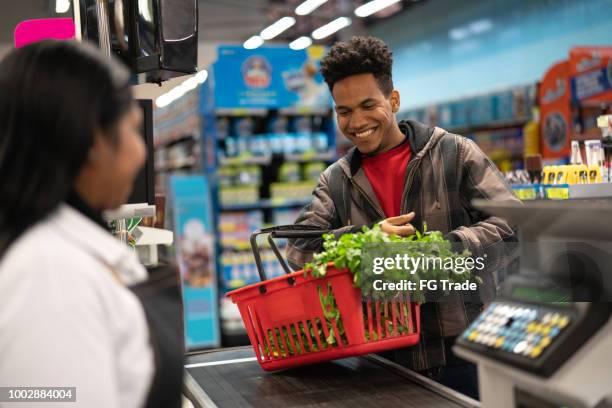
[
  {"x1": 0, "y1": 41, "x2": 182, "y2": 407},
  {"x1": 287, "y1": 36, "x2": 520, "y2": 399}
]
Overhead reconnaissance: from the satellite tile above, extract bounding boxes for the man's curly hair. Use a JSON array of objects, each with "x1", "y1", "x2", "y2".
[{"x1": 320, "y1": 36, "x2": 394, "y2": 96}]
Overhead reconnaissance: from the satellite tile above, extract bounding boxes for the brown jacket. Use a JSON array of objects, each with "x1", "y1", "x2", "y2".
[{"x1": 287, "y1": 120, "x2": 520, "y2": 370}]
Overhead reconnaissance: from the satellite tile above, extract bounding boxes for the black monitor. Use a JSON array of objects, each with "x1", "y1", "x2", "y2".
[
  {"x1": 128, "y1": 99, "x2": 155, "y2": 205},
  {"x1": 78, "y1": 0, "x2": 198, "y2": 84}
]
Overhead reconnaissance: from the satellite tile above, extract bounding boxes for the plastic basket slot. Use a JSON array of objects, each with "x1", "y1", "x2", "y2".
[
  {"x1": 406, "y1": 296, "x2": 414, "y2": 333},
  {"x1": 307, "y1": 319, "x2": 323, "y2": 351},
  {"x1": 314, "y1": 317, "x2": 328, "y2": 350},
  {"x1": 290, "y1": 323, "x2": 305, "y2": 355},
  {"x1": 398, "y1": 293, "x2": 406, "y2": 333},
  {"x1": 365, "y1": 300, "x2": 374, "y2": 342},
  {"x1": 383, "y1": 301, "x2": 390, "y2": 338},
  {"x1": 317, "y1": 288, "x2": 332, "y2": 348},
  {"x1": 299, "y1": 320, "x2": 314, "y2": 353},
  {"x1": 391, "y1": 301, "x2": 398, "y2": 336},
  {"x1": 267, "y1": 328, "x2": 281, "y2": 359},
  {"x1": 247, "y1": 305, "x2": 266, "y2": 362},
  {"x1": 282, "y1": 325, "x2": 297, "y2": 356},
  {"x1": 374, "y1": 301, "x2": 382, "y2": 340},
  {"x1": 275, "y1": 327, "x2": 288, "y2": 358}
]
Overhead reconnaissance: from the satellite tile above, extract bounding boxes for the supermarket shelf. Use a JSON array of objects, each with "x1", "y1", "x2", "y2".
[
  {"x1": 569, "y1": 183, "x2": 612, "y2": 199},
  {"x1": 155, "y1": 156, "x2": 198, "y2": 172},
  {"x1": 285, "y1": 150, "x2": 336, "y2": 162},
  {"x1": 214, "y1": 107, "x2": 331, "y2": 117},
  {"x1": 279, "y1": 106, "x2": 331, "y2": 116},
  {"x1": 219, "y1": 150, "x2": 336, "y2": 166},
  {"x1": 215, "y1": 107, "x2": 267, "y2": 117},
  {"x1": 447, "y1": 117, "x2": 530, "y2": 133},
  {"x1": 154, "y1": 133, "x2": 197, "y2": 149},
  {"x1": 219, "y1": 155, "x2": 272, "y2": 166},
  {"x1": 220, "y1": 198, "x2": 311, "y2": 211}
]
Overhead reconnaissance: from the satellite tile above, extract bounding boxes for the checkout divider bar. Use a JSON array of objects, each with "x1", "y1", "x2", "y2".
[{"x1": 364, "y1": 354, "x2": 480, "y2": 408}]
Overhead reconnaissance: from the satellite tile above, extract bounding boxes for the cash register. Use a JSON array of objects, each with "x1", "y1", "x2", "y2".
[{"x1": 454, "y1": 199, "x2": 612, "y2": 408}]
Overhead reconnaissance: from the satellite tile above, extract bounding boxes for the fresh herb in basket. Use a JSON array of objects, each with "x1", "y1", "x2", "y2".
[{"x1": 304, "y1": 224, "x2": 482, "y2": 303}]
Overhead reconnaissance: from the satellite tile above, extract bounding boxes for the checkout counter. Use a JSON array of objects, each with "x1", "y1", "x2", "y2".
[
  {"x1": 183, "y1": 199, "x2": 612, "y2": 408},
  {"x1": 455, "y1": 200, "x2": 612, "y2": 408},
  {"x1": 182, "y1": 346, "x2": 478, "y2": 407}
]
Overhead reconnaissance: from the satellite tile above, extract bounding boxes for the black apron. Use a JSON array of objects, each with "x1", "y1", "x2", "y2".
[{"x1": 130, "y1": 265, "x2": 185, "y2": 408}]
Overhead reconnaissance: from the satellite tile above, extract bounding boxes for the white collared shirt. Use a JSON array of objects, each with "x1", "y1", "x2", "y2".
[{"x1": 0, "y1": 205, "x2": 154, "y2": 408}]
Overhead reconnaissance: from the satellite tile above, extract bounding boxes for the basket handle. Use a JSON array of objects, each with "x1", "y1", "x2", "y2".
[{"x1": 250, "y1": 225, "x2": 329, "y2": 282}]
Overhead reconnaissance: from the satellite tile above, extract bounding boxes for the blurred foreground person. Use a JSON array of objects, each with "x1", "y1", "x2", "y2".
[{"x1": 0, "y1": 41, "x2": 182, "y2": 408}]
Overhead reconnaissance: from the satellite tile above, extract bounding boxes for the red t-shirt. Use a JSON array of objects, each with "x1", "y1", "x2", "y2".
[{"x1": 362, "y1": 141, "x2": 411, "y2": 218}]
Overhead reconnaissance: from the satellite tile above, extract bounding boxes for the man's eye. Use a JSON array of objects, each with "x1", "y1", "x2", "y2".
[
  {"x1": 364, "y1": 104, "x2": 375, "y2": 109},
  {"x1": 337, "y1": 111, "x2": 349, "y2": 116}
]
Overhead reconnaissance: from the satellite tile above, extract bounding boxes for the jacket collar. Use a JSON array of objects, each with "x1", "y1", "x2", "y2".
[
  {"x1": 50, "y1": 204, "x2": 147, "y2": 285},
  {"x1": 342, "y1": 119, "x2": 435, "y2": 177}
]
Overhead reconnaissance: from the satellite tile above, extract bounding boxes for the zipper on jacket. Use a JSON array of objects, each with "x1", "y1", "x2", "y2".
[
  {"x1": 350, "y1": 179, "x2": 385, "y2": 220},
  {"x1": 400, "y1": 158, "x2": 421, "y2": 215}
]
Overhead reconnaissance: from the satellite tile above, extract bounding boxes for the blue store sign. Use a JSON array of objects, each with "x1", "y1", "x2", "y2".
[{"x1": 213, "y1": 45, "x2": 331, "y2": 109}]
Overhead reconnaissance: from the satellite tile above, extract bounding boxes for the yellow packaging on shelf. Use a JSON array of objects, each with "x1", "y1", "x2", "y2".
[
  {"x1": 588, "y1": 165, "x2": 602, "y2": 183},
  {"x1": 543, "y1": 166, "x2": 556, "y2": 184},
  {"x1": 576, "y1": 164, "x2": 589, "y2": 184},
  {"x1": 565, "y1": 165, "x2": 577, "y2": 185},
  {"x1": 554, "y1": 166, "x2": 567, "y2": 184}
]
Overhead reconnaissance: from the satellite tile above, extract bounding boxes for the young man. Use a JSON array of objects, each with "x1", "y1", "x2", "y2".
[{"x1": 286, "y1": 36, "x2": 519, "y2": 399}]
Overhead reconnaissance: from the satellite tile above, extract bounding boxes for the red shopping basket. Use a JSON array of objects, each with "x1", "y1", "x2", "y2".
[{"x1": 227, "y1": 225, "x2": 421, "y2": 371}]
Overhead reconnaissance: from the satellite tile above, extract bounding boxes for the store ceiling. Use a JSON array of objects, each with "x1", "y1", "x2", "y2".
[{"x1": 0, "y1": 0, "x2": 424, "y2": 46}]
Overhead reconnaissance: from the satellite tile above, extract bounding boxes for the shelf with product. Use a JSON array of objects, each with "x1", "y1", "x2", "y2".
[
  {"x1": 400, "y1": 83, "x2": 537, "y2": 173},
  {"x1": 153, "y1": 90, "x2": 202, "y2": 196}
]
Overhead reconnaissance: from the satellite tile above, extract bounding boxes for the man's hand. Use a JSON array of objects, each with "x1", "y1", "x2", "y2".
[{"x1": 379, "y1": 212, "x2": 416, "y2": 237}]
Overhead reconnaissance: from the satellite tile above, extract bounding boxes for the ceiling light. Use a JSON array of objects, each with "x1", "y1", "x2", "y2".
[
  {"x1": 289, "y1": 36, "x2": 313, "y2": 50},
  {"x1": 55, "y1": 0, "x2": 71, "y2": 13},
  {"x1": 156, "y1": 94, "x2": 172, "y2": 108},
  {"x1": 355, "y1": 0, "x2": 402, "y2": 18},
  {"x1": 243, "y1": 35, "x2": 264, "y2": 50},
  {"x1": 469, "y1": 19, "x2": 493, "y2": 34},
  {"x1": 195, "y1": 69, "x2": 208, "y2": 83},
  {"x1": 260, "y1": 17, "x2": 296, "y2": 40},
  {"x1": 449, "y1": 27, "x2": 469, "y2": 41},
  {"x1": 295, "y1": 0, "x2": 328, "y2": 16},
  {"x1": 311, "y1": 17, "x2": 351, "y2": 40}
]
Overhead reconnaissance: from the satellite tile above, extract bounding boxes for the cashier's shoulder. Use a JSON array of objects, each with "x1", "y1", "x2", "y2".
[{"x1": 0, "y1": 208, "x2": 130, "y2": 292}]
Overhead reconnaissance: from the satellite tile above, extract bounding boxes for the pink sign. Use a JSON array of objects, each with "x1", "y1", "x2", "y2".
[{"x1": 14, "y1": 18, "x2": 75, "y2": 48}]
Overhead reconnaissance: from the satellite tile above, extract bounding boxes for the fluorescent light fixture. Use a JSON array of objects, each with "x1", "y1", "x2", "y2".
[
  {"x1": 243, "y1": 35, "x2": 264, "y2": 50},
  {"x1": 55, "y1": 0, "x2": 71, "y2": 13},
  {"x1": 260, "y1": 17, "x2": 296, "y2": 40},
  {"x1": 289, "y1": 36, "x2": 313, "y2": 50},
  {"x1": 449, "y1": 27, "x2": 469, "y2": 41},
  {"x1": 182, "y1": 77, "x2": 199, "y2": 91},
  {"x1": 469, "y1": 19, "x2": 493, "y2": 34},
  {"x1": 312, "y1": 17, "x2": 351, "y2": 40},
  {"x1": 194, "y1": 69, "x2": 208, "y2": 83},
  {"x1": 295, "y1": 0, "x2": 328, "y2": 16},
  {"x1": 156, "y1": 94, "x2": 172, "y2": 108},
  {"x1": 355, "y1": 0, "x2": 402, "y2": 18}
]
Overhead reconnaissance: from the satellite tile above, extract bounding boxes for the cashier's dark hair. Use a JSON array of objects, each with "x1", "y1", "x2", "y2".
[
  {"x1": 0, "y1": 40, "x2": 132, "y2": 257},
  {"x1": 320, "y1": 36, "x2": 394, "y2": 96}
]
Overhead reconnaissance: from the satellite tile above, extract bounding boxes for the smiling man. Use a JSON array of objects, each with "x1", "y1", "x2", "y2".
[{"x1": 286, "y1": 36, "x2": 520, "y2": 399}]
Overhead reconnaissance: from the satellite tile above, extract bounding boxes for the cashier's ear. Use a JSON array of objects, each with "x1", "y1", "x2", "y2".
[
  {"x1": 85, "y1": 128, "x2": 114, "y2": 167},
  {"x1": 390, "y1": 89, "x2": 400, "y2": 113}
]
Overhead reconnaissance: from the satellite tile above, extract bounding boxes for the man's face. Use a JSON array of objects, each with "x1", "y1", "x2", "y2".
[{"x1": 332, "y1": 73, "x2": 400, "y2": 154}]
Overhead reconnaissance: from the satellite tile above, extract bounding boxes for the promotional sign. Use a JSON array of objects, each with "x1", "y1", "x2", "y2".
[
  {"x1": 539, "y1": 60, "x2": 572, "y2": 160},
  {"x1": 14, "y1": 18, "x2": 75, "y2": 48},
  {"x1": 213, "y1": 45, "x2": 330, "y2": 109},
  {"x1": 168, "y1": 175, "x2": 219, "y2": 349},
  {"x1": 569, "y1": 46, "x2": 612, "y2": 103}
]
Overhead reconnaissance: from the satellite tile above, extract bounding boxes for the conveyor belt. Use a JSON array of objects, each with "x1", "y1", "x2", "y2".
[{"x1": 184, "y1": 347, "x2": 479, "y2": 408}]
